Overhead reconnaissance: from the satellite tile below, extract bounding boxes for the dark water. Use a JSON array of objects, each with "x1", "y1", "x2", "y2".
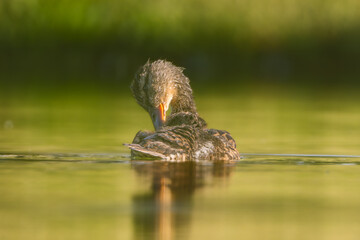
[{"x1": 1, "y1": 88, "x2": 360, "y2": 239}]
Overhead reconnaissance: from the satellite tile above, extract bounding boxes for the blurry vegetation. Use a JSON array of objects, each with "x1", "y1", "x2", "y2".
[
  {"x1": 1, "y1": 0, "x2": 360, "y2": 87},
  {"x1": 1, "y1": 0, "x2": 359, "y2": 154}
]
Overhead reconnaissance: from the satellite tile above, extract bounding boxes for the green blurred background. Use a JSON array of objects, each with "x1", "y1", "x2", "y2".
[
  {"x1": 1, "y1": 3, "x2": 360, "y2": 239},
  {"x1": 1, "y1": 0, "x2": 359, "y2": 154},
  {"x1": 2, "y1": 0, "x2": 360, "y2": 87}
]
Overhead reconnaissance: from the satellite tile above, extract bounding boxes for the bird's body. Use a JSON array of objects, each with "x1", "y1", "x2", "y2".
[
  {"x1": 126, "y1": 112, "x2": 239, "y2": 160},
  {"x1": 125, "y1": 60, "x2": 240, "y2": 161}
]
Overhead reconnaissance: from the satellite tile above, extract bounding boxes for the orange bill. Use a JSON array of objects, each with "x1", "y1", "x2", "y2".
[
  {"x1": 151, "y1": 103, "x2": 167, "y2": 130},
  {"x1": 159, "y1": 103, "x2": 166, "y2": 122}
]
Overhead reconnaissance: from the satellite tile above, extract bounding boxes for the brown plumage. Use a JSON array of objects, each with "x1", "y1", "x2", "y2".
[{"x1": 125, "y1": 60, "x2": 240, "y2": 160}]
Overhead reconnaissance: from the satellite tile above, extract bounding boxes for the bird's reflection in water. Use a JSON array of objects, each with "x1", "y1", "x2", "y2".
[{"x1": 131, "y1": 160, "x2": 235, "y2": 240}]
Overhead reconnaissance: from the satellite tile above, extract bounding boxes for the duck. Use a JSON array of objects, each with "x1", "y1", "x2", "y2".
[{"x1": 124, "y1": 60, "x2": 240, "y2": 161}]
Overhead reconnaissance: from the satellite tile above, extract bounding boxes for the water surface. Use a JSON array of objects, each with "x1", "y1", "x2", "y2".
[
  {"x1": 1, "y1": 87, "x2": 359, "y2": 239},
  {"x1": 1, "y1": 153, "x2": 360, "y2": 240}
]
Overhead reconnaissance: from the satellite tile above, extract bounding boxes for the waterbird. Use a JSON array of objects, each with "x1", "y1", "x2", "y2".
[{"x1": 124, "y1": 60, "x2": 240, "y2": 160}]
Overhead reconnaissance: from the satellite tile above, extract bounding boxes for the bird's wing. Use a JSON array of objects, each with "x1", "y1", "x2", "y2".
[
  {"x1": 126, "y1": 126, "x2": 196, "y2": 160},
  {"x1": 206, "y1": 129, "x2": 237, "y2": 149},
  {"x1": 123, "y1": 143, "x2": 166, "y2": 159},
  {"x1": 205, "y1": 129, "x2": 240, "y2": 160}
]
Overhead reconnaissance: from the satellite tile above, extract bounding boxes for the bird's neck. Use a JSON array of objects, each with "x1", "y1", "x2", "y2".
[{"x1": 171, "y1": 93, "x2": 198, "y2": 114}]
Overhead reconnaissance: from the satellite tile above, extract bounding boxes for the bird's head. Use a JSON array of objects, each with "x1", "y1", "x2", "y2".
[{"x1": 131, "y1": 60, "x2": 196, "y2": 130}]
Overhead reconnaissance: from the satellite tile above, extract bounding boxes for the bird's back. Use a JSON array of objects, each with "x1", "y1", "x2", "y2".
[
  {"x1": 126, "y1": 113, "x2": 240, "y2": 161},
  {"x1": 200, "y1": 129, "x2": 240, "y2": 160},
  {"x1": 127, "y1": 125, "x2": 197, "y2": 160}
]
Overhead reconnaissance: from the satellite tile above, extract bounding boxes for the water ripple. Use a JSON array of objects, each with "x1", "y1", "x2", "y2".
[{"x1": 0, "y1": 152, "x2": 359, "y2": 166}]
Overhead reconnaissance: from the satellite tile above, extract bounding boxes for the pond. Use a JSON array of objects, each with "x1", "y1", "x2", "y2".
[{"x1": 0, "y1": 86, "x2": 359, "y2": 240}]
